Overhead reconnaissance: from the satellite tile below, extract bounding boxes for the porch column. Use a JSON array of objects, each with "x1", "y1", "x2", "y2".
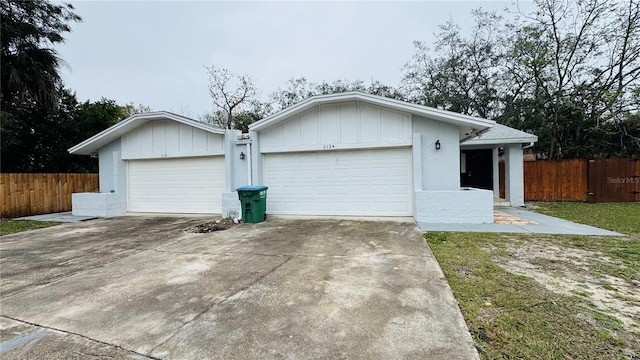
[
  {"x1": 504, "y1": 144, "x2": 524, "y2": 206},
  {"x1": 224, "y1": 129, "x2": 235, "y2": 192},
  {"x1": 492, "y1": 147, "x2": 500, "y2": 199},
  {"x1": 249, "y1": 130, "x2": 262, "y2": 185}
]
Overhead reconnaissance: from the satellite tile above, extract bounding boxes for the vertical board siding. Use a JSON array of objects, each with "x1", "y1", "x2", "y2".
[{"x1": 0, "y1": 173, "x2": 99, "y2": 218}]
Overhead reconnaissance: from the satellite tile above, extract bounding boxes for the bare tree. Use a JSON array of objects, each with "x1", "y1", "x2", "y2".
[
  {"x1": 402, "y1": 0, "x2": 640, "y2": 158},
  {"x1": 401, "y1": 10, "x2": 505, "y2": 119},
  {"x1": 206, "y1": 66, "x2": 257, "y2": 129},
  {"x1": 503, "y1": 0, "x2": 640, "y2": 158}
]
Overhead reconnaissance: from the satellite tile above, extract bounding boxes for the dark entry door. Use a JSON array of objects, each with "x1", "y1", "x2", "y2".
[{"x1": 461, "y1": 149, "x2": 493, "y2": 190}]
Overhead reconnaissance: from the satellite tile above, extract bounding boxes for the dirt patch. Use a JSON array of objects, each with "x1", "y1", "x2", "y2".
[
  {"x1": 188, "y1": 219, "x2": 238, "y2": 233},
  {"x1": 496, "y1": 240, "x2": 640, "y2": 333}
]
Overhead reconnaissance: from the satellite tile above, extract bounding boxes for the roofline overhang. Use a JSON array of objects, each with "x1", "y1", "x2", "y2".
[
  {"x1": 249, "y1": 92, "x2": 495, "y2": 132},
  {"x1": 68, "y1": 111, "x2": 224, "y2": 156},
  {"x1": 461, "y1": 136, "x2": 539, "y2": 146}
]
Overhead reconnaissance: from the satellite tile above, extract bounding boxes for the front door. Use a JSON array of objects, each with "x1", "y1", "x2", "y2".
[{"x1": 461, "y1": 149, "x2": 493, "y2": 190}]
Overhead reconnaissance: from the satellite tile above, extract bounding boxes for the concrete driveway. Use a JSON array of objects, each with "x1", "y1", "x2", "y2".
[{"x1": 0, "y1": 216, "x2": 477, "y2": 359}]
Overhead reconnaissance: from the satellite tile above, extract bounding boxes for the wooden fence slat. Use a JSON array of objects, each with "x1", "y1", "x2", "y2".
[
  {"x1": 636, "y1": 160, "x2": 640, "y2": 202},
  {"x1": 520, "y1": 158, "x2": 638, "y2": 202},
  {"x1": 0, "y1": 173, "x2": 99, "y2": 218},
  {"x1": 588, "y1": 158, "x2": 638, "y2": 202}
]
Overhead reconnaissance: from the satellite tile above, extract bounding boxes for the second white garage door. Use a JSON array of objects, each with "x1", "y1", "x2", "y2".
[
  {"x1": 263, "y1": 148, "x2": 412, "y2": 216},
  {"x1": 128, "y1": 156, "x2": 225, "y2": 214}
]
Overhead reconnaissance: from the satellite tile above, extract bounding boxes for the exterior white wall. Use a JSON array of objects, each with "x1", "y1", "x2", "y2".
[
  {"x1": 233, "y1": 142, "x2": 249, "y2": 188},
  {"x1": 223, "y1": 130, "x2": 246, "y2": 191},
  {"x1": 250, "y1": 130, "x2": 263, "y2": 185},
  {"x1": 492, "y1": 147, "x2": 500, "y2": 198},
  {"x1": 504, "y1": 144, "x2": 524, "y2": 206},
  {"x1": 415, "y1": 188, "x2": 494, "y2": 223},
  {"x1": 98, "y1": 139, "x2": 126, "y2": 195},
  {"x1": 259, "y1": 102, "x2": 412, "y2": 153},
  {"x1": 412, "y1": 134, "x2": 423, "y2": 191},
  {"x1": 72, "y1": 193, "x2": 126, "y2": 217},
  {"x1": 73, "y1": 139, "x2": 128, "y2": 217},
  {"x1": 412, "y1": 116, "x2": 460, "y2": 191},
  {"x1": 411, "y1": 116, "x2": 493, "y2": 223},
  {"x1": 221, "y1": 192, "x2": 241, "y2": 219},
  {"x1": 121, "y1": 120, "x2": 224, "y2": 159},
  {"x1": 221, "y1": 129, "x2": 248, "y2": 219}
]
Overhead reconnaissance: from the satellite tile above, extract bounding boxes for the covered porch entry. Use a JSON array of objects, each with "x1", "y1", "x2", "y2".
[{"x1": 460, "y1": 124, "x2": 538, "y2": 207}]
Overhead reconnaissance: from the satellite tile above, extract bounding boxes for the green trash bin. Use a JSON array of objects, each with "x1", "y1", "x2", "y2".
[{"x1": 236, "y1": 185, "x2": 268, "y2": 223}]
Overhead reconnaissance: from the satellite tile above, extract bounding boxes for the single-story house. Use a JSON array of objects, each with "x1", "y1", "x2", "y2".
[{"x1": 68, "y1": 92, "x2": 537, "y2": 223}]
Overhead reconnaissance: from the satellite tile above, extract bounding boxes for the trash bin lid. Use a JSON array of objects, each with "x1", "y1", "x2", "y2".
[{"x1": 236, "y1": 185, "x2": 268, "y2": 191}]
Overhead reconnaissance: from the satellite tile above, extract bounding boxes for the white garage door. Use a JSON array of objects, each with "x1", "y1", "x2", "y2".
[
  {"x1": 263, "y1": 148, "x2": 412, "y2": 216},
  {"x1": 128, "y1": 156, "x2": 225, "y2": 214}
]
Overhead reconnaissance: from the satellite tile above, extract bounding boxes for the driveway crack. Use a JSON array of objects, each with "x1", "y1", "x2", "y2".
[
  {"x1": 0, "y1": 315, "x2": 160, "y2": 359},
  {"x1": 148, "y1": 255, "x2": 294, "y2": 354}
]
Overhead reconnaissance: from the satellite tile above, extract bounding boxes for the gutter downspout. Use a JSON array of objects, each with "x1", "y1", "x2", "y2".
[{"x1": 522, "y1": 142, "x2": 534, "y2": 150}]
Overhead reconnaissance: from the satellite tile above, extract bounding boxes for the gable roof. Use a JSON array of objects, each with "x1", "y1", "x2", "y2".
[
  {"x1": 249, "y1": 92, "x2": 496, "y2": 134},
  {"x1": 461, "y1": 123, "x2": 538, "y2": 146},
  {"x1": 68, "y1": 111, "x2": 224, "y2": 155}
]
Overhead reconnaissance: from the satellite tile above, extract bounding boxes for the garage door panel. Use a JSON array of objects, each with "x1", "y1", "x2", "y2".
[
  {"x1": 263, "y1": 148, "x2": 412, "y2": 216},
  {"x1": 128, "y1": 157, "x2": 225, "y2": 214}
]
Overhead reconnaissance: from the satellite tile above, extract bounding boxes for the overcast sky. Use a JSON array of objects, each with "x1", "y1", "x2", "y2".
[{"x1": 58, "y1": 1, "x2": 530, "y2": 118}]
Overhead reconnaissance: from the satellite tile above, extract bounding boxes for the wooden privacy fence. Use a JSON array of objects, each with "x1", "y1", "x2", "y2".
[
  {"x1": 520, "y1": 158, "x2": 640, "y2": 202},
  {"x1": 524, "y1": 159, "x2": 589, "y2": 201},
  {"x1": 1, "y1": 173, "x2": 99, "y2": 218}
]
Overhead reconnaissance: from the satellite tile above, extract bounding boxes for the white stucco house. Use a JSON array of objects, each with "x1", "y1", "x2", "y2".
[{"x1": 68, "y1": 92, "x2": 537, "y2": 223}]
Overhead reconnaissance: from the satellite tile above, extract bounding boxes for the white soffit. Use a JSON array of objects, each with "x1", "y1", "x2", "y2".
[{"x1": 462, "y1": 123, "x2": 538, "y2": 146}]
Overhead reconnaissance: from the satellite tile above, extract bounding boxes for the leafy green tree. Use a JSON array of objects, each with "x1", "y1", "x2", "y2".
[
  {"x1": 500, "y1": 0, "x2": 640, "y2": 158},
  {"x1": 270, "y1": 77, "x2": 404, "y2": 111},
  {"x1": 1, "y1": 90, "x2": 128, "y2": 173},
  {"x1": 2, "y1": 88, "x2": 80, "y2": 172},
  {"x1": 1, "y1": 0, "x2": 81, "y2": 110},
  {"x1": 401, "y1": 10, "x2": 504, "y2": 119},
  {"x1": 403, "y1": 0, "x2": 640, "y2": 159},
  {"x1": 121, "y1": 102, "x2": 153, "y2": 118},
  {"x1": 270, "y1": 77, "x2": 315, "y2": 110},
  {"x1": 233, "y1": 100, "x2": 273, "y2": 133},
  {"x1": 75, "y1": 98, "x2": 126, "y2": 140}
]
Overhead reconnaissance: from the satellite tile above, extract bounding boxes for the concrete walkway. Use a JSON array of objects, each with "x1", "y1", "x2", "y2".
[
  {"x1": 14, "y1": 212, "x2": 96, "y2": 223},
  {"x1": 17, "y1": 208, "x2": 623, "y2": 236},
  {"x1": 419, "y1": 207, "x2": 623, "y2": 236}
]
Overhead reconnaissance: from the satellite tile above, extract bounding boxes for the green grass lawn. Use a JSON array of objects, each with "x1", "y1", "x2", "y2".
[
  {"x1": 531, "y1": 202, "x2": 640, "y2": 235},
  {"x1": 0, "y1": 219, "x2": 61, "y2": 236},
  {"x1": 427, "y1": 202, "x2": 640, "y2": 359}
]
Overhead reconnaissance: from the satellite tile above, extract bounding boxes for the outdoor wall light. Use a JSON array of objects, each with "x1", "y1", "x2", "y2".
[
  {"x1": 240, "y1": 152, "x2": 246, "y2": 160},
  {"x1": 435, "y1": 140, "x2": 441, "y2": 150}
]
